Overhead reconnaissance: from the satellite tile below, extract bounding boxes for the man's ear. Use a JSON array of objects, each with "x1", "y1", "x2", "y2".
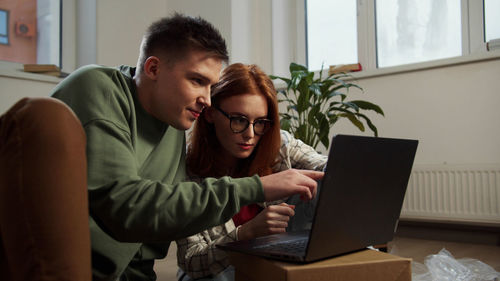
[
  {"x1": 143, "y1": 56, "x2": 161, "y2": 80},
  {"x1": 204, "y1": 107, "x2": 215, "y2": 123}
]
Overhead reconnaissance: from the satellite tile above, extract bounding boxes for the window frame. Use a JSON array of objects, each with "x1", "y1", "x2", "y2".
[
  {"x1": 0, "y1": 0, "x2": 77, "y2": 83},
  {"x1": 361, "y1": 0, "x2": 491, "y2": 71},
  {"x1": 302, "y1": 0, "x2": 499, "y2": 75},
  {"x1": 0, "y1": 9, "x2": 9, "y2": 46}
]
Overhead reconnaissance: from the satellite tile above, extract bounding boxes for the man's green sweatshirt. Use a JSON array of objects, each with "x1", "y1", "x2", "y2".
[{"x1": 51, "y1": 65, "x2": 265, "y2": 280}]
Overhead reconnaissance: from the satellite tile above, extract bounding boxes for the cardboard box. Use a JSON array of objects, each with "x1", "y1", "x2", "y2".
[{"x1": 227, "y1": 249, "x2": 411, "y2": 281}]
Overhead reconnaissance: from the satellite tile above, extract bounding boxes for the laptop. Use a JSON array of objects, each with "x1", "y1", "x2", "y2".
[{"x1": 217, "y1": 134, "x2": 418, "y2": 263}]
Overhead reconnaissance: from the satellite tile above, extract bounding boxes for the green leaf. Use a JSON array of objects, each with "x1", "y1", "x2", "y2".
[
  {"x1": 277, "y1": 98, "x2": 291, "y2": 104},
  {"x1": 320, "y1": 134, "x2": 330, "y2": 149},
  {"x1": 296, "y1": 92, "x2": 309, "y2": 113},
  {"x1": 328, "y1": 103, "x2": 350, "y2": 112},
  {"x1": 290, "y1": 62, "x2": 308, "y2": 73},
  {"x1": 317, "y1": 112, "x2": 328, "y2": 130},
  {"x1": 319, "y1": 79, "x2": 335, "y2": 94},
  {"x1": 345, "y1": 83, "x2": 363, "y2": 91},
  {"x1": 350, "y1": 100, "x2": 385, "y2": 116},
  {"x1": 329, "y1": 84, "x2": 348, "y2": 93},
  {"x1": 290, "y1": 72, "x2": 302, "y2": 90},
  {"x1": 329, "y1": 78, "x2": 349, "y2": 88},
  {"x1": 305, "y1": 71, "x2": 315, "y2": 85},
  {"x1": 308, "y1": 104, "x2": 321, "y2": 127},
  {"x1": 308, "y1": 110, "x2": 318, "y2": 127},
  {"x1": 328, "y1": 106, "x2": 353, "y2": 113},
  {"x1": 295, "y1": 124, "x2": 309, "y2": 145},
  {"x1": 296, "y1": 80, "x2": 310, "y2": 112},
  {"x1": 315, "y1": 112, "x2": 329, "y2": 148},
  {"x1": 287, "y1": 104, "x2": 298, "y2": 112},
  {"x1": 311, "y1": 103, "x2": 321, "y2": 116},
  {"x1": 327, "y1": 91, "x2": 346, "y2": 100},
  {"x1": 309, "y1": 84, "x2": 322, "y2": 97},
  {"x1": 278, "y1": 97, "x2": 295, "y2": 104},
  {"x1": 340, "y1": 113, "x2": 365, "y2": 132},
  {"x1": 357, "y1": 113, "x2": 379, "y2": 137},
  {"x1": 277, "y1": 89, "x2": 289, "y2": 99},
  {"x1": 331, "y1": 72, "x2": 352, "y2": 80},
  {"x1": 269, "y1": 75, "x2": 291, "y2": 85},
  {"x1": 328, "y1": 114, "x2": 339, "y2": 125},
  {"x1": 318, "y1": 63, "x2": 324, "y2": 80},
  {"x1": 341, "y1": 101, "x2": 360, "y2": 112},
  {"x1": 280, "y1": 117, "x2": 292, "y2": 131}
]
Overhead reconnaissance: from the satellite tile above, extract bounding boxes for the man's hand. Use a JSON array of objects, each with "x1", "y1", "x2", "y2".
[
  {"x1": 260, "y1": 169, "x2": 323, "y2": 202},
  {"x1": 237, "y1": 203, "x2": 295, "y2": 241}
]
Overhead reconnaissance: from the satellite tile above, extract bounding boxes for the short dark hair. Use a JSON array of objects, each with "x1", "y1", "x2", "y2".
[{"x1": 137, "y1": 13, "x2": 228, "y2": 72}]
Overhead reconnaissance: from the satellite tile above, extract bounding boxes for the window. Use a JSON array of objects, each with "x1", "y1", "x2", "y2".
[
  {"x1": 306, "y1": 0, "x2": 498, "y2": 71},
  {"x1": 376, "y1": 0, "x2": 462, "y2": 67},
  {"x1": 0, "y1": 0, "x2": 61, "y2": 66},
  {"x1": 306, "y1": 0, "x2": 358, "y2": 71},
  {"x1": 484, "y1": 0, "x2": 500, "y2": 42},
  {"x1": 0, "y1": 9, "x2": 9, "y2": 45}
]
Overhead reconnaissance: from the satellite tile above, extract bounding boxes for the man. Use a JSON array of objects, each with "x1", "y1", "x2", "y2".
[{"x1": 51, "y1": 14, "x2": 322, "y2": 280}]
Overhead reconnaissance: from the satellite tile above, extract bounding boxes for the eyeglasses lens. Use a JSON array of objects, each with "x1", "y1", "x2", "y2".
[
  {"x1": 230, "y1": 117, "x2": 249, "y2": 133},
  {"x1": 230, "y1": 118, "x2": 270, "y2": 135},
  {"x1": 253, "y1": 120, "x2": 269, "y2": 135}
]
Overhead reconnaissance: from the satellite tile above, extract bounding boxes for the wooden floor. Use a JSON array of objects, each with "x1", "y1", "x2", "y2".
[
  {"x1": 154, "y1": 223, "x2": 500, "y2": 280},
  {"x1": 389, "y1": 236, "x2": 500, "y2": 272},
  {"x1": 389, "y1": 221, "x2": 500, "y2": 274}
]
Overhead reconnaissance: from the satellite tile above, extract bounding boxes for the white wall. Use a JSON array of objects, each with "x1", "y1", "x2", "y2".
[
  {"x1": 328, "y1": 59, "x2": 500, "y2": 165},
  {"x1": 230, "y1": 0, "x2": 273, "y2": 72},
  {"x1": 166, "y1": 0, "x2": 231, "y2": 52},
  {"x1": 164, "y1": 0, "x2": 273, "y2": 71},
  {"x1": 96, "y1": 0, "x2": 169, "y2": 67},
  {"x1": 1, "y1": 0, "x2": 499, "y2": 169},
  {"x1": 0, "y1": 76, "x2": 57, "y2": 113}
]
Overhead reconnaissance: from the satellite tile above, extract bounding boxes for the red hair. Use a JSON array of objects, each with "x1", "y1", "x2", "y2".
[{"x1": 187, "y1": 63, "x2": 281, "y2": 178}]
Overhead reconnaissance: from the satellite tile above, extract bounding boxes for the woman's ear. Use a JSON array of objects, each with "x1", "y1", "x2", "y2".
[{"x1": 204, "y1": 107, "x2": 215, "y2": 123}]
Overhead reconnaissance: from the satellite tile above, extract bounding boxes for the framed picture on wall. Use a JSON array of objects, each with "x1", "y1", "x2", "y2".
[{"x1": 0, "y1": 9, "x2": 9, "y2": 45}]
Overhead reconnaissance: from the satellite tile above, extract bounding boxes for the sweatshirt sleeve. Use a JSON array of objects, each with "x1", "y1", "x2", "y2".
[{"x1": 84, "y1": 119, "x2": 264, "y2": 242}]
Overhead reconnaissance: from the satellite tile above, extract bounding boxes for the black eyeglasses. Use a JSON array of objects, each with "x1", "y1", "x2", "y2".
[{"x1": 214, "y1": 107, "x2": 273, "y2": 136}]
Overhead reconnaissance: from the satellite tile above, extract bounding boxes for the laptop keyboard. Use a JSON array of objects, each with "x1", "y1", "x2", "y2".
[{"x1": 256, "y1": 238, "x2": 308, "y2": 254}]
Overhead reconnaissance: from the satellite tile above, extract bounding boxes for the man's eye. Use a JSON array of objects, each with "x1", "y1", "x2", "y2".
[{"x1": 191, "y1": 78, "x2": 203, "y2": 85}]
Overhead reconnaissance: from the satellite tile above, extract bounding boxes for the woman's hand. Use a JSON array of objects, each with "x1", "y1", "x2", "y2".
[{"x1": 237, "y1": 203, "x2": 295, "y2": 241}]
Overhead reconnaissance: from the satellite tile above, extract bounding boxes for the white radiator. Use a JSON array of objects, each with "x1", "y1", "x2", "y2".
[{"x1": 400, "y1": 164, "x2": 500, "y2": 225}]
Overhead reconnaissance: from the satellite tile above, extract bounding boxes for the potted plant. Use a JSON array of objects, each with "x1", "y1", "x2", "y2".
[{"x1": 270, "y1": 62, "x2": 384, "y2": 150}]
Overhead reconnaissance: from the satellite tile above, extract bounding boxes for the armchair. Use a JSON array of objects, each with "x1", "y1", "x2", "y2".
[{"x1": 0, "y1": 97, "x2": 91, "y2": 281}]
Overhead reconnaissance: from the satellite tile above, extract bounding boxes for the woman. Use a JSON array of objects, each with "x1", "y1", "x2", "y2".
[{"x1": 176, "y1": 63, "x2": 327, "y2": 281}]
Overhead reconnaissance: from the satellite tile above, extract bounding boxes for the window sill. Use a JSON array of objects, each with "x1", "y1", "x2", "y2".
[
  {"x1": 273, "y1": 51, "x2": 500, "y2": 89},
  {"x1": 350, "y1": 51, "x2": 500, "y2": 80},
  {"x1": 0, "y1": 61, "x2": 63, "y2": 84}
]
